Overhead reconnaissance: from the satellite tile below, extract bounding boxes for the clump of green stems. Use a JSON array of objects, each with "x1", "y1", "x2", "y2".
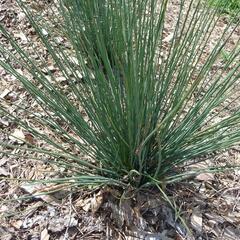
[
  {"x1": 208, "y1": 0, "x2": 240, "y2": 16},
  {"x1": 0, "y1": 0, "x2": 239, "y2": 189}
]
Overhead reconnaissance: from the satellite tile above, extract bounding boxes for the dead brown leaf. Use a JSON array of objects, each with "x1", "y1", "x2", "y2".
[
  {"x1": 190, "y1": 212, "x2": 202, "y2": 232},
  {"x1": 40, "y1": 228, "x2": 50, "y2": 240},
  {"x1": 10, "y1": 220, "x2": 22, "y2": 229},
  {"x1": 9, "y1": 128, "x2": 25, "y2": 144},
  {"x1": 196, "y1": 173, "x2": 215, "y2": 181},
  {"x1": 0, "y1": 167, "x2": 9, "y2": 176}
]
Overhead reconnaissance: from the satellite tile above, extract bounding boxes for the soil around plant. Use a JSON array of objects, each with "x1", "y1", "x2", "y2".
[{"x1": 0, "y1": 0, "x2": 239, "y2": 239}]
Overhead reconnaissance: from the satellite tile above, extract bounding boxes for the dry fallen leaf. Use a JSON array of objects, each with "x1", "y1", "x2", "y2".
[
  {"x1": 40, "y1": 228, "x2": 50, "y2": 240},
  {"x1": 76, "y1": 191, "x2": 105, "y2": 213},
  {"x1": 9, "y1": 129, "x2": 25, "y2": 144},
  {"x1": 41, "y1": 28, "x2": 48, "y2": 36},
  {"x1": 191, "y1": 212, "x2": 202, "y2": 232},
  {"x1": 48, "y1": 216, "x2": 78, "y2": 233},
  {"x1": 9, "y1": 129, "x2": 36, "y2": 145},
  {"x1": 0, "y1": 157, "x2": 8, "y2": 167},
  {"x1": 0, "y1": 231, "x2": 12, "y2": 240},
  {"x1": 0, "y1": 117, "x2": 9, "y2": 127},
  {"x1": 14, "y1": 31, "x2": 28, "y2": 44},
  {"x1": 21, "y1": 183, "x2": 62, "y2": 206},
  {"x1": 82, "y1": 199, "x2": 91, "y2": 212},
  {"x1": 56, "y1": 76, "x2": 66, "y2": 83},
  {"x1": 24, "y1": 132, "x2": 36, "y2": 145},
  {"x1": 0, "y1": 89, "x2": 11, "y2": 99},
  {"x1": 17, "y1": 12, "x2": 25, "y2": 21},
  {"x1": 0, "y1": 167, "x2": 9, "y2": 176},
  {"x1": 10, "y1": 220, "x2": 22, "y2": 229},
  {"x1": 91, "y1": 191, "x2": 104, "y2": 213},
  {"x1": 196, "y1": 173, "x2": 214, "y2": 181},
  {"x1": 163, "y1": 32, "x2": 174, "y2": 42},
  {"x1": 24, "y1": 202, "x2": 44, "y2": 218},
  {"x1": 0, "y1": 205, "x2": 8, "y2": 214}
]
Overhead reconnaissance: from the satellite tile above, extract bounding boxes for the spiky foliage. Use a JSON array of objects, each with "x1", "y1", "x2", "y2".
[
  {"x1": 0, "y1": 0, "x2": 239, "y2": 188},
  {"x1": 208, "y1": 0, "x2": 240, "y2": 16}
]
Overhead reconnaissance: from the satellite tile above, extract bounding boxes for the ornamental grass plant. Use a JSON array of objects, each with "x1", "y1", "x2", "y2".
[
  {"x1": 208, "y1": 0, "x2": 240, "y2": 16},
  {"x1": 0, "y1": 0, "x2": 239, "y2": 190}
]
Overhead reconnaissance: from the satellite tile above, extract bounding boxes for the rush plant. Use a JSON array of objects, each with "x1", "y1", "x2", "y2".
[
  {"x1": 0, "y1": 0, "x2": 239, "y2": 189},
  {"x1": 208, "y1": 0, "x2": 240, "y2": 16}
]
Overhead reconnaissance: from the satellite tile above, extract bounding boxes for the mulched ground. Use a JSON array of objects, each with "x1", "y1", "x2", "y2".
[{"x1": 0, "y1": 0, "x2": 239, "y2": 239}]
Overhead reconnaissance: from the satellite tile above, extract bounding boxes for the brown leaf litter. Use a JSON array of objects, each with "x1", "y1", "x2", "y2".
[{"x1": 0, "y1": 0, "x2": 239, "y2": 239}]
